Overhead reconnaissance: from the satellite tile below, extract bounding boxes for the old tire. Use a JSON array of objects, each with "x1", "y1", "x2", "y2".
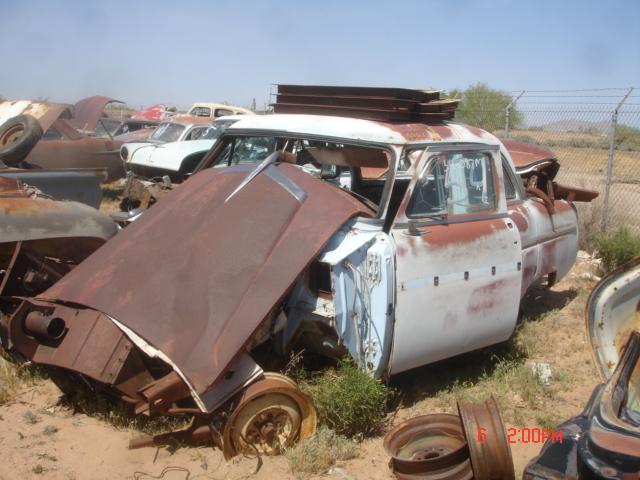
[{"x1": 0, "y1": 115, "x2": 43, "y2": 166}]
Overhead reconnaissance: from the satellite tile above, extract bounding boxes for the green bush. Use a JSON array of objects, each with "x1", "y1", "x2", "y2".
[
  {"x1": 303, "y1": 358, "x2": 388, "y2": 438},
  {"x1": 595, "y1": 227, "x2": 640, "y2": 273}
]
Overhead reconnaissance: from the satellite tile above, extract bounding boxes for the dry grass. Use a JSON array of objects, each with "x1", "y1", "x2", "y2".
[
  {"x1": 99, "y1": 182, "x2": 125, "y2": 214},
  {"x1": 0, "y1": 354, "x2": 45, "y2": 405},
  {"x1": 285, "y1": 427, "x2": 358, "y2": 479},
  {"x1": 54, "y1": 375, "x2": 189, "y2": 435},
  {"x1": 509, "y1": 128, "x2": 640, "y2": 237}
]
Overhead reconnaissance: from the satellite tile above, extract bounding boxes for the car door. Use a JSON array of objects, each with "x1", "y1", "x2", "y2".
[{"x1": 388, "y1": 144, "x2": 523, "y2": 374}]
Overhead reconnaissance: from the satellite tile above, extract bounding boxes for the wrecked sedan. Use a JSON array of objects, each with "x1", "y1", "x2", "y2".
[
  {"x1": 0, "y1": 100, "x2": 111, "y2": 208},
  {"x1": 0, "y1": 88, "x2": 597, "y2": 457},
  {"x1": 0, "y1": 175, "x2": 117, "y2": 298},
  {"x1": 524, "y1": 257, "x2": 640, "y2": 479},
  {"x1": 23, "y1": 96, "x2": 126, "y2": 181}
]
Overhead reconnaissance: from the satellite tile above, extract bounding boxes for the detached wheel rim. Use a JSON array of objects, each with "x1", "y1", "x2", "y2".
[
  {"x1": 223, "y1": 374, "x2": 316, "y2": 459},
  {"x1": 231, "y1": 393, "x2": 302, "y2": 455},
  {"x1": 1, "y1": 123, "x2": 25, "y2": 146}
]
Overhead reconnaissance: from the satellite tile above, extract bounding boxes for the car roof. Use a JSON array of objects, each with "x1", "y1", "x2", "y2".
[{"x1": 225, "y1": 113, "x2": 502, "y2": 146}]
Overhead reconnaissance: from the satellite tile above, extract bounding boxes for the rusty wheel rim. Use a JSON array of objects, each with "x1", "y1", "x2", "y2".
[
  {"x1": 457, "y1": 396, "x2": 514, "y2": 480},
  {"x1": 231, "y1": 393, "x2": 301, "y2": 455},
  {"x1": 223, "y1": 373, "x2": 317, "y2": 459},
  {"x1": 383, "y1": 414, "x2": 473, "y2": 479},
  {"x1": 0, "y1": 123, "x2": 25, "y2": 146}
]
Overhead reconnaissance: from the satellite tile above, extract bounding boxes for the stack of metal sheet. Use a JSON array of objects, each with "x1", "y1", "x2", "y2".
[{"x1": 272, "y1": 84, "x2": 459, "y2": 123}]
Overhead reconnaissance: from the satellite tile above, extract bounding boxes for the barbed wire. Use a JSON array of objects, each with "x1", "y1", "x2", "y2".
[{"x1": 505, "y1": 87, "x2": 635, "y2": 93}]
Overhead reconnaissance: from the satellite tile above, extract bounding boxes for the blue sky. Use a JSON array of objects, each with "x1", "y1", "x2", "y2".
[{"x1": 1, "y1": 0, "x2": 638, "y2": 109}]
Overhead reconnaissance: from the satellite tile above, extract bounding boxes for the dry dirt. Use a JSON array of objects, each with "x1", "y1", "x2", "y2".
[{"x1": 0, "y1": 257, "x2": 602, "y2": 480}]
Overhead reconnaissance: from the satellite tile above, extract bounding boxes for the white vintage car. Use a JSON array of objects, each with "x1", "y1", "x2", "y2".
[{"x1": 121, "y1": 117, "x2": 240, "y2": 180}]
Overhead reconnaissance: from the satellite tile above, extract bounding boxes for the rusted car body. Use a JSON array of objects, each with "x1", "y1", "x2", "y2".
[
  {"x1": 0, "y1": 87, "x2": 597, "y2": 455},
  {"x1": 524, "y1": 258, "x2": 640, "y2": 479},
  {"x1": 23, "y1": 118, "x2": 125, "y2": 181},
  {"x1": 0, "y1": 100, "x2": 109, "y2": 206},
  {"x1": 0, "y1": 176, "x2": 117, "y2": 298},
  {"x1": 0, "y1": 96, "x2": 130, "y2": 181}
]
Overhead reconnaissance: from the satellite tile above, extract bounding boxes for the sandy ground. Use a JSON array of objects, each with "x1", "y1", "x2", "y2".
[{"x1": 0, "y1": 256, "x2": 602, "y2": 480}]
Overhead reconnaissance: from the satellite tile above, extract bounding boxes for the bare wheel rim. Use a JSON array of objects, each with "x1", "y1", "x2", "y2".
[
  {"x1": 1, "y1": 124, "x2": 25, "y2": 146},
  {"x1": 231, "y1": 393, "x2": 302, "y2": 455}
]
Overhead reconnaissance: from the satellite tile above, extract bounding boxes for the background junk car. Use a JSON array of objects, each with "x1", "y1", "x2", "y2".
[
  {"x1": 0, "y1": 87, "x2": 597, "y2": 457},
  {"x1": 525, "y1": 257, "x2": 640, "y2": 478},
  {"x1": 0, "y1": 175, "x2": 117, "y2": 299},
  {"x1": 9, "y1": 96, "x2": 129, "y2": 182},
  {"x1": 0, "y1": 100, "x2": 114, "y2": 206},
  {"x1": 116, "y1": 117, "x2": 242, "y2": 216},
  {"x1": 186, "y1": 102, "x2": 254, "y2": 119}
]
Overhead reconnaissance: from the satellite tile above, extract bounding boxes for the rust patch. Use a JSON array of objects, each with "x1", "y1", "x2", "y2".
[
  {"x1": 421, "y1": 218, "x2": 507, "y2": 249},
  {"x1": 467, "y1": 278, "x2": 509, "y2": 315}
]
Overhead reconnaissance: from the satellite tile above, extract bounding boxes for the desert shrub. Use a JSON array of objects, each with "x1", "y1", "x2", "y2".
[
  {"x1": 595, "y1": 227, "x2": 640, "y2": 273},
  {"x1": 302, "y1": 358, "x2": 389, "y2": 438},
  {"x1": 286, "y1": 426, "x2": 357, "y2": 478},
  {"x1": 616, "y1": 125, "x2": 640, "y2": 151}
]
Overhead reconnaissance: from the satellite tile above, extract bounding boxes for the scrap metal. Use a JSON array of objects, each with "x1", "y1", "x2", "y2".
[{"x1": 524, "y1": 257, "x2": 640, "y2": 478}]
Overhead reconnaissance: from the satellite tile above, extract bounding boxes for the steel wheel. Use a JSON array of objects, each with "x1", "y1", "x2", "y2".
[
  {"x1": 230, "y1": 393, "x2": 302, "y2": 455},
  {"x1": 223, "y1": 373, "x2": 317, "y2": 459}
]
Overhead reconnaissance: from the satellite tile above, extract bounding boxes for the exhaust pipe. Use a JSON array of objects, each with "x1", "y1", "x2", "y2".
[{"x1": 24, "y1": 311, "x2": 66, "y2": 340}]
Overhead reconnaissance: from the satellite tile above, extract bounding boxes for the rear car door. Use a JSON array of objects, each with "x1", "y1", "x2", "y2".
[{"x1": 389, "y1": 144, "x2": 523, "y2": 374}]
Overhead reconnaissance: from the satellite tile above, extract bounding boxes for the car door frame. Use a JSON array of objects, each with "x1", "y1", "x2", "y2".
[{"x1": 388, "y1": 143, "x2": 524, "y2": 375}]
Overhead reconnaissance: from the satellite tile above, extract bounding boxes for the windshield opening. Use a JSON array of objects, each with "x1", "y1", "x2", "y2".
[
  {"x1": 150, "y1": 123, "x2": 186, "y2": 142},
  {"x1": 203, "y1": 134, "x2": 393, "y2": 218}
]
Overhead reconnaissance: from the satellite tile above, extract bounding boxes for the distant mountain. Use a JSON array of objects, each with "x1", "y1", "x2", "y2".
[{"x1": 542, "y1": 119, "x2": 611, "y2": 134}]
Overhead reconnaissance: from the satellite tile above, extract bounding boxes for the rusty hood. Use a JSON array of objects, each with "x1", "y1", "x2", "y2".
[
  {"x1": 41, "y1": 163, "x2": 373, "y2": 397},
  {"x1": 70, "y1": 96, "x2": 123, "y2": 132},
  {"x1": 587, "y1": 257, "x2": 640, "y2": 379}
]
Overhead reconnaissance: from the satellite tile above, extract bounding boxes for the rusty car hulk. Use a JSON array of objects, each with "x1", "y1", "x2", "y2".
[
  {"x1": 524, "y1": 257, "x2": 640, "y2": 479},
  {"x1": 0, "y1": 86, "x2": 598, "y2": 456},
  {"x1": 0, "y1": 175, "x2": 117, "y2": 301}
]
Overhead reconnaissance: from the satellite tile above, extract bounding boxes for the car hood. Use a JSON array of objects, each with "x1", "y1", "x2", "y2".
[
  {"x1": 70, "y1": 96, "x2": 122, "y2": 132},
  {"x1": 41, "y1": 163, "x2": 373, "y2": 396},
  {"x1": 128, "y1": 139, "x2": 215, "y2": 172},
  {"x1": 587, "y1": 257, "x2": 640, "y2": 379}
]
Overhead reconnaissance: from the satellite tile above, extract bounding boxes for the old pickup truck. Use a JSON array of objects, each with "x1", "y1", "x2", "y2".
[{"x1": 0, "y1": 86, "x2": 597, "y2": 456}]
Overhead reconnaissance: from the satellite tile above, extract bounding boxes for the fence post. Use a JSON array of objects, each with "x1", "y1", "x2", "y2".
[
  {"x1": 504, "y1": 90, "x2": 525, "y2": 138},
  {"x1": 601, "y1": 87, "x2": 634, "y2": 231}
]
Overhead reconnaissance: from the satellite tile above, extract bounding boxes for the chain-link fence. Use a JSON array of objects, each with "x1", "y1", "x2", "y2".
[{"x1": 459, "y1": 88, "x2": 640, "y2": 244}]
